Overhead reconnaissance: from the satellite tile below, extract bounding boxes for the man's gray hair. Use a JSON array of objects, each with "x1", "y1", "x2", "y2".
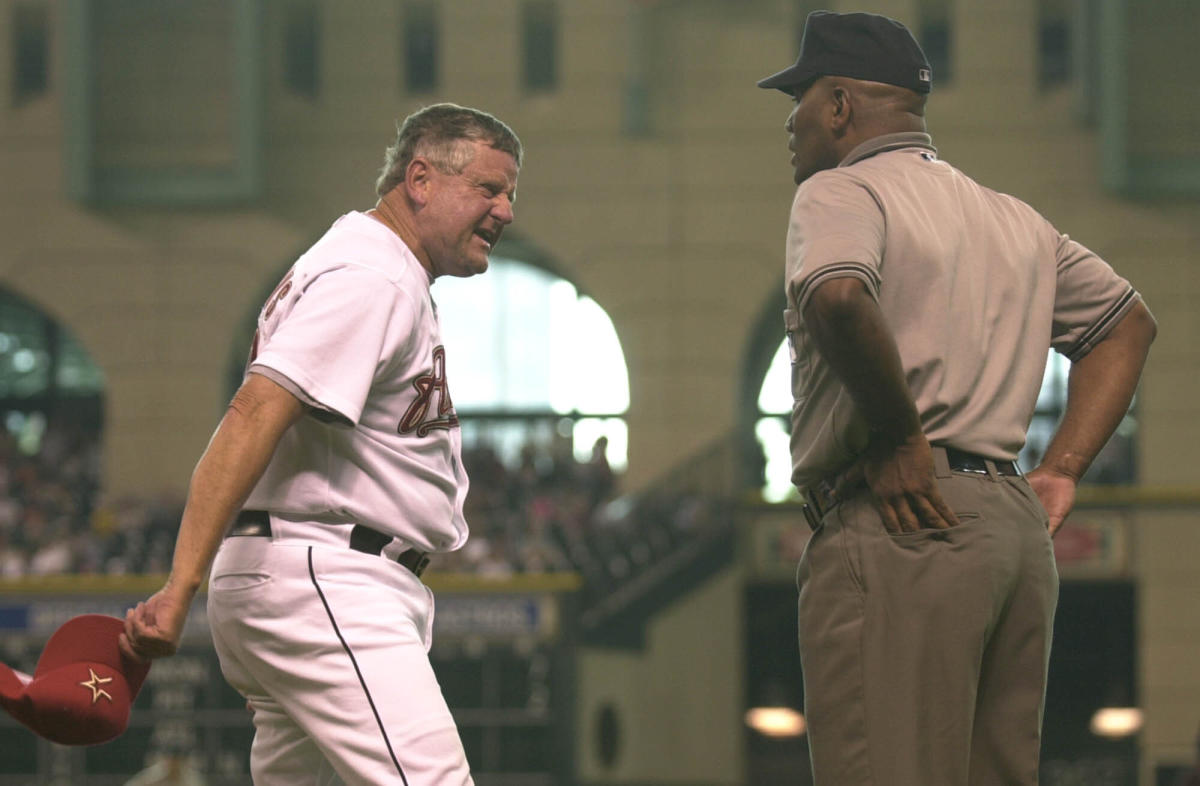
[{"x1": 375, "y1": 103, "x2": 523, "y2": 197}]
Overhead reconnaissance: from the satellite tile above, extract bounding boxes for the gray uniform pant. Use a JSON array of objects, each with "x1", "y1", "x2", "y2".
[{"x1": 798, "y1": 448, "x2": 1059, "y2": 786}]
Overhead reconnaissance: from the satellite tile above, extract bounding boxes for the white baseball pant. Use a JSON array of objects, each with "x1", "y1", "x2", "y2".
[{"x1": 207, "y1": 527, "x2": 472, "y2": 786}]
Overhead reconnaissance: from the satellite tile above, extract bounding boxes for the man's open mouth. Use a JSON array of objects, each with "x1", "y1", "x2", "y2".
[{"x1": 474, "y1": 227, "x2": 497, "y2": 248}]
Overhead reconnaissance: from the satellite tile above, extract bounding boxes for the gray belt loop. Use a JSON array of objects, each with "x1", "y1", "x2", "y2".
[{"x1": 931, "y1": 444, "x2": 952, "y2": 479}]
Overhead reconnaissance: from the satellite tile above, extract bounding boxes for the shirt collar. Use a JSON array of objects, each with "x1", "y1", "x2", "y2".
[{"x1": 838, "y1": 132, "x2": 937, "y2": 168}]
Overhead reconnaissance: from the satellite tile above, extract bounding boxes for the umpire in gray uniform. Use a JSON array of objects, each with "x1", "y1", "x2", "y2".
[{"x1": 759, "y1": 11, "x2": 1156, "y2": 786}]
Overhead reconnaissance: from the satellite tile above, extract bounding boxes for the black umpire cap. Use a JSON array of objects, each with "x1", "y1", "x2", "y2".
[{"x1": 757, "y1": 11, "x2": 932, "y2": 95}]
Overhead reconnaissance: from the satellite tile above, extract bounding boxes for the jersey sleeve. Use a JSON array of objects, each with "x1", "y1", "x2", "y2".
[
  {"x1": 785, "y1": 173, "x2": 885, "y2": 313},
  {"x1": 250, "y1": 265, "x2": 417, "y2": 425},
  {"x1": 1050, "y1": 234, "x2": 1140, "y2": 362}
]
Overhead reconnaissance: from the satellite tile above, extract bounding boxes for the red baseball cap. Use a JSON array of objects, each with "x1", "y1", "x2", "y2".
[{"x1": 0, "y1": 614, "x2": 151, "y2": 746}]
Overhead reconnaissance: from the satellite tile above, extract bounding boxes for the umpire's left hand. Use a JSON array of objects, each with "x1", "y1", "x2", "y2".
[{"x1": 859, "y1": 433, "x2": 960, "y2": 534}]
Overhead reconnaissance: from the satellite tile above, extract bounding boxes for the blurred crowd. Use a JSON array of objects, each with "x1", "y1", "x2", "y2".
[
  {"x1": 442, "y1": 436, "x2": 617, "y2": 575},
  {"x1": 0, "y1": 428, "x2": 183, "y2": 577},
  {"x1": 0, "y1": 426, "x2": 633, "y2": 579}
]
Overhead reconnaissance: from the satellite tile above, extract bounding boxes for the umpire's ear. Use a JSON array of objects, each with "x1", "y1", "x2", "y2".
[{"x1": 828, "y1": 84, "x2": 852, "y2": 134}]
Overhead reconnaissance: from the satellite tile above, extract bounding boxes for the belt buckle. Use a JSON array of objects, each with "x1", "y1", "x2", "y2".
[
  {"x1": 802, "y1": 480, "x2": 838, "y2": 531},
  {"x1": 946, "y1": 447, "x2": 989, "y2": 475},
  {"x1": 801, "y1": 502, "x2": 821, "y2": 531}
]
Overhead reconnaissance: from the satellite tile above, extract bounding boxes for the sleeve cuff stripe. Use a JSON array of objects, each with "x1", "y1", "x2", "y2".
[
  {"x1": 1065, "y1": 287, "x2": 1138, "y2": 361},
  {"x1": 796, "y1": 262, "x2": 881, "y2": 306}
]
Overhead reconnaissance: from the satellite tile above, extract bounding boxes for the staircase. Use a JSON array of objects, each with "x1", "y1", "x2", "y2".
[{"x1": 566, "y1": 434, "x2": 744, "y2": 648}]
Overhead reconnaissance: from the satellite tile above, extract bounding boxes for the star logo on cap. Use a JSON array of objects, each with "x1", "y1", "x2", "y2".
[{"x1": 79, "y1": 669, "x2": 114, "y2": 704}]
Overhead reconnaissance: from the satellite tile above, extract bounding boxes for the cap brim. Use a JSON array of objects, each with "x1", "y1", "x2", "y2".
[
  {"x1": 0, "y1": 662, "x2": 36, "y2": 736},
  {"x1": 757, "y1": 63, "x2": 818, "y2": 94},
  {"x1": 0, "y1": 663, "x2": 29, "y2": 708}
]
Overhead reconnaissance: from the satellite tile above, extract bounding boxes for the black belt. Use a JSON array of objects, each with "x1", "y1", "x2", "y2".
[
  {"x1": 228, "y1": 510, "x2": 430, "y2": 578},
  {"x1": 801, "y1": 447, "x2": 1022, "y2": 531},
  {"x1": 943, "y1": 447, "x2": 1021, "y2": 478}
]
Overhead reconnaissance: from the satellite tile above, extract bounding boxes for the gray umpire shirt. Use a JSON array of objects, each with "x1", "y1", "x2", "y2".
[{"x1": 784, "y1": 132, "x2": 1140, "y2": 491}]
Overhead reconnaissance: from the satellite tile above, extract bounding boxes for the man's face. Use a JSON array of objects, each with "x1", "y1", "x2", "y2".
[
  {"x1": 420, "y1": 141, "x2": 519, "y2": 278},
  {"x1": 785, "y1": 80, "x2": 839, "y2": 185}
]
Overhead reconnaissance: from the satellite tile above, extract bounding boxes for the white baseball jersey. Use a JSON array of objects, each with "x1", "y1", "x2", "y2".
[{"x1": 243, "y1": 211, "x2": 469, "y2": 554}]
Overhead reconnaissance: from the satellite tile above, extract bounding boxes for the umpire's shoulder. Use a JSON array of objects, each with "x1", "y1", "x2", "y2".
[
  {"x1": 792, "y1": 166, "x2": 881, "y2": 218},
  {"x1": 970, "y1": 176, "x2": 1058, "y2": 238}
]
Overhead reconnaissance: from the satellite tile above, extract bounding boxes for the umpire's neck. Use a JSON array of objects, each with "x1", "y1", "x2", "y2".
[{"x1": 824, "y1": 76, "x2": 928, "y2": 163}]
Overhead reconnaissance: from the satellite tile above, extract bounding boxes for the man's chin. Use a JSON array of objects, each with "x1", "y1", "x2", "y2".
[{"x1": 450, "y1": 257, "x2": 490, "y2": 278}]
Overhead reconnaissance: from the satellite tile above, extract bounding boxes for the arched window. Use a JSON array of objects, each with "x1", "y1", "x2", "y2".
[
  {"x1": 433, "y1": 256, "x2": 630, "y2": 470},
  {"x1": 0, "y1": 287, "x2": 105, "y2": 456},
  {"x1": 754, "y1": 340, "x2": 1136, "y2": 499}
]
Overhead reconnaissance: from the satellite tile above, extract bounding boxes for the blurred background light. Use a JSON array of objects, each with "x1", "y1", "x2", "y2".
[
  {"x1": 1089, "y1": 707, "x2": 1144, "y2": 739},
  {"x1": 744, "y1": 707, "x2": 806, "y2": 738}
]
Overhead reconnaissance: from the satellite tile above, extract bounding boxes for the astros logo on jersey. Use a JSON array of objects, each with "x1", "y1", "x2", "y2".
[{"x1": 398, "y1": 346, "x2": 459, "y2": 437}]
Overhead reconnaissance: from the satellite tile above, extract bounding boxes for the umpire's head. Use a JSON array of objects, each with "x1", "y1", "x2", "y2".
[
  {"x1": 759, "y1": 11, "x2": 932, "y2": 97},
  {"x1": 758, "y1": 11, "x2": 932, "y2": 184}
]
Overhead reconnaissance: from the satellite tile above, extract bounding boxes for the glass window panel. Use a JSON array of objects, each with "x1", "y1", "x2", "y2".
[
  {"x1": 500, "y1": 266, "x2": 554, "y2": 408},
  {"x1": 1038, "y1": 15, "x2": 1072, "y2": 88},
  {"x1": 757, "y1": 339, "x2": 792, "y2": 415},
  {"x1": 64, "y1": 0, "x2": 261, "y2": 205},
  {"x1": 1, "y1": 291, "x2": 51, "y2": 398},
  {"x1": 1035, "y1": 349, "x2": 1069, "y2": 411},
  {"x1": 755, "y1": 416, "x2": 796, "y2": 503},
  {"x1": 13, "y1": 2, "x2": 49, "y2": 106},
  {"x1": 437, "y1": 258, "x2": 551, "y2": 409},
  {"x1": 0, "y1": 290, "x2": 105, "y2": 397},
  {"x1": 521, "y1": 0, "x2": 558, "y2": 92},
  {"x1": 436, "y1": 266, "x2": 504, "y2": 407},
  {"x1": 547, "y1": 281, "x2": 579, "y2": 413},
  {"x1": 56, "y1": 331, "x2": 106, "y2": 393},
  {"x1": 403, "y1": 0, "x2": 438, "y2": 94},
  {"x1": 94, "y1": 0, "x2": 236, "y2": 169},
  {"x1": 0, "y1": 288, "x2": 105, "y2": 457},
  {"x1": 432, "y1": 257, "x2": 629, "y2": 473},
  {"x1": 435, "y1": 258, "x2": 629, "y2": 415},
  {"x1": 284, "y1": 0, "x2": 319, "y2": 98},
  {"x1": 1020, "y1": 412, "x2": 1059, "y2": 472},
  {"x1": 560, "y1": 296, "x2": 630, "y2": 414}
]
